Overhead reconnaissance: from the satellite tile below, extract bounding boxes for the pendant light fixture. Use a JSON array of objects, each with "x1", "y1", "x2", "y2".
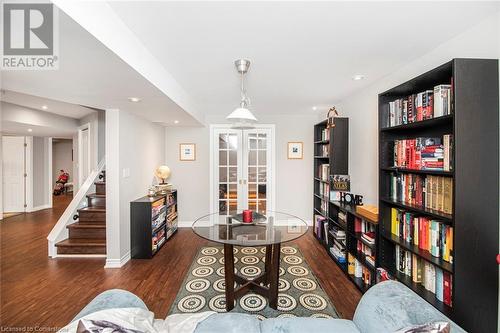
[{"x1": 226, "y1": 59, "x2": 258, "y2": 129}]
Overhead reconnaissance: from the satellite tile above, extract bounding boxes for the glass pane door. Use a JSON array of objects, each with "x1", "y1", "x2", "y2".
[
  {"x1": 212, "y1": 126, "x2": 273, "y2": 215},
  {"x1": 217, "y1": 131, "x2": 241, "y2": 216},
  {"x1": 244, "y1": 130, "x2": 270, "y2": 214}
]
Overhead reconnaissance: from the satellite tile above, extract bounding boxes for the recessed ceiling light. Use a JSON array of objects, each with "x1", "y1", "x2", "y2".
[
  {"x1": 352, "y1": 75, "x2": 365, "y2": 81},
  {"x1": 128, "y1": 97, "x2": 141, "y2": 103},
  {"x1": 312, "y1": 106, "x2": 317, "y2": 111},
  {"x1": 27, "y1": 128, "x2": 33, "y2": 132},
  {"x1": 41, "y1": 105, "x2": 48, "y2": 110},
  {"x1": 174, "y1": 120, "x2": 179, "y2": 124}
]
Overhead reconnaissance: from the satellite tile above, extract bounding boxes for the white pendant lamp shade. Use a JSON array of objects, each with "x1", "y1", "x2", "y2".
[
  {"x1": 226, "y1": 106, "x2": 258, "y2": 122},
  {"x1": 226, "y1": 59, "x2": 258, "y2": 128}
]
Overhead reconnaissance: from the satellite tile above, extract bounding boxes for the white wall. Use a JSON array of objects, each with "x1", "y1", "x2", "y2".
[
  {"x1": 52, "y1": 139, "x2": 73, "y2": 183},
  {"x1": 31, "y1": 137, "x2": 52, "y2": 210},
  {"x1": 165, "y1": 114, "x2": 316, "y2": 224},
  {"x1": 106, "y1": 109, "x2": 165, "y2": 267},
  {"x1": 79, "y1": 112, "x2": 100, "y2": 170},
  {"x1": 336, "y1": 11, "x2": 500, "y2": 205},
  {"x1": 16, "y1": 136, "x2": 52, "y2": 212}
]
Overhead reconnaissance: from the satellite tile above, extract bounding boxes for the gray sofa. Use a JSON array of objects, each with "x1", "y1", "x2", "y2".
[{"x1": 72, "y1": 280, "x2": 466, "y2": 332}]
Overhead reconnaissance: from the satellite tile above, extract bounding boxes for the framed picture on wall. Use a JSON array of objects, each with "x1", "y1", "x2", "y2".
[
  {"x1": 179, "y1": 143, "x2": 196, "y2": 161},
  {"x1": 287, "y1": 142, "x2": 303, "y2": 159}
]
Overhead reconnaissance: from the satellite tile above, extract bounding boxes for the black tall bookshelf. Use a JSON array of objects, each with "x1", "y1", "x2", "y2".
[
  {"x1": 314, "y1": 118, "x2": 378, "y2": 294},
  {"x1": 378, "y1": 59, "x2": 499, "y2": 332}
]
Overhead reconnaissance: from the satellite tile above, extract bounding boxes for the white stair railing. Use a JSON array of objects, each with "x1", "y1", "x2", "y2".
[{"x1": 47, "y1": 158, "x2": 105, "y2": 257}]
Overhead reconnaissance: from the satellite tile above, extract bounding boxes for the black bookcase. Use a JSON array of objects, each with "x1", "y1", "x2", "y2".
[
  {"x1": 329, "y1": 201, "x2": 378, "y2": 293},
  {"x1": 378, "y1": 59, "x2": 499, "y2": 332},
  {"x1": 130, "y1": 190, "x2": 178, "y2": 259},
  {"x1": 313, "y1": 118, "x2": 379, "y2": 294}
]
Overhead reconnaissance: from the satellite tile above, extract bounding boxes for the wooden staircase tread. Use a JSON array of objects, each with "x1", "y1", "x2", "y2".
[
  {"x1": 87, "y1": 193, "x2": 106, "y2": 198},
  {"x1": 94, "y1": 181, "x2": 106, "y2": 185},
  {"x1": 55, "y1": 239, "x2": 106, "y2": 247},
  {"x1": 78, "y1": 207, "x2": 106, "y2": 212},
  {"x1": 67, "y1": 223, "x2": 106, "y2": 229}
]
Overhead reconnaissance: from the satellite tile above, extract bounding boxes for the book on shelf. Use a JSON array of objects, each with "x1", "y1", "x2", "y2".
[
  {"x1": 390, "y1": 173, "x2": 453, "y2": 215},
  {"x1": 318, "y1": 182, "x2": 330, "y2": 199},
  {"x1": 320, "y1": 128, "x2": 330, "y2": 141},
  {"x1": 338, "y1": 211, "x2": 347, "y2": 225},
  {"x1": 323, "y1": 221, "x2": 330, "y2": 246},
  {"x1": 396, "y1": 245, "x2": 453, "y2": 307},
  {"x1": 166, "y1": 191, "x2": 176, "y2": 206},
  {"x1": 361, "y1": 232, "x2": 376, "y2": 245},
  {"x1": 152, "y1": 228, "x2": 166, "y2": 252},
  {"x1": 348, "y1": 253, "x2": 372, "y2": 286},
  {"x1": 357, "y1": 240, "x2": 375, "y2": 266},
  {"x1": 354, "y1": 217, "x2": 376, "y2": 245},
  {"x1": 434, "y1": 85, "x2": 452, "y2": 117},
  {"x1": 314, "y1": 214, "x2": 327, "y2": 239},
  {"x1": 152, "y1": 211, "x2": 166, "y2": 229},
  {"x1": 330, "y1": 246, "x2": 346, "y2": 264},
  {"x1": 376, "y1": 267, "x2": 392, "y2": 283},
  {"x1": 318, "y1": 164, "x2": 330, "y2": 181},
  {"x1": 391, "y1": 208, "x2": 453, "y2": 263},
  {"x1": 318, "y1": 145, "x2": 329, "y2": 157},
  {"x1": 330, "y1": 225, "x2": 346, "y2": 239},
  {"x1": 393, "y1": 135, "x2": 453, "y2": 171},
  {"x1": 385, "y1": 84, "x2": 452, "y2": 127}
]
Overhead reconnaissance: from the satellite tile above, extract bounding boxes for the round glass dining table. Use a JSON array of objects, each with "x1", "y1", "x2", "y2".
[{"x1": 192, "y1": 211, "x2": 308, "y2": 311}]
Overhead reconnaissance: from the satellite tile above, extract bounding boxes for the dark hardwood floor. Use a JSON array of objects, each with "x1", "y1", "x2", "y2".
[{"x1": 0, "y1": 197, "x2": 361, "y2": 329}]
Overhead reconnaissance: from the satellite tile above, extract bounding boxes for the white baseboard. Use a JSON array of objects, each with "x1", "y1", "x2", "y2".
[
  {"x1": 29, "y1": 204, "x2": 52, "y2": 212},
  {"x1": 104, "y1": 251, "x2": 131, "y2": 268}
]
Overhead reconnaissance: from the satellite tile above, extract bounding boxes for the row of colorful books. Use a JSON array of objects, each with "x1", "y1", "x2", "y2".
[
  {"x1": 318, "y1": 164, "x2": 329, "y2": 181},
  {"x1": 386, "y1": 84, "x2": 452, "y2": 127},
  {"x1": 393, "y1": 135, "x2": 453, "y2": 171},
  {"x1": 396, "y1": 245, "x2": 453, "y2": 307},
  {"x1": 356, "y1": 240, "x2": 375, "y2": 267},
  {"x1": 348, "y1": 253, "x2": 372, "y2": 286},
  {"x1": 390, "y1": 173, "x2": 453, "y2": 215},
  {"x1": 330, "y1": 226, "x2": 346, "y2": 264},
  {"x1": 318, "y1": 182, "x2": 329, "y2": 199},
  {"x1": 319, "y1": 128, "x2": 330, "y2": 141},
  {"x1": 391, "y1": 208, "x2": 454, "y2": 263}
]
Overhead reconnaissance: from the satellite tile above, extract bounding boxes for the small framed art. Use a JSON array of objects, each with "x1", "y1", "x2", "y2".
[
  {"x1": 287, "y1": 142, "x2": 303, "y2": 159},
  {"x1": 179, "y1": 143, "x2": 196, "y2": 161}
]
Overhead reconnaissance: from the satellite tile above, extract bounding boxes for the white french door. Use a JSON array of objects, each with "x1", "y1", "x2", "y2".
[{"x1": 211, "y1": 125, "x2": 275, "y2": 215}]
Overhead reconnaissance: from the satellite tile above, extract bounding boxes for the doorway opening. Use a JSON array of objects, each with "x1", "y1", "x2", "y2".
[{"x1": 52, "y1": 138, "x2": 74, "y2": 204}]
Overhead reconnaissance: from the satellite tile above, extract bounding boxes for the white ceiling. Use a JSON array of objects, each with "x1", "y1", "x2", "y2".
[
  {"x1": 1, "y1": 120, "x2": 76, "y2": 138},
  {"x1": 1, "y1": 90, "x2": 95, "y2": 119},
  {"x1": 1, "y1": 2, "x2": 497, "y2": 127},
  {"x1": 0, "y1": 10, "x2": 202, "y2": 126},
  {"x1": 107, "y1": 1, "x2": 499, "y2": 116}
]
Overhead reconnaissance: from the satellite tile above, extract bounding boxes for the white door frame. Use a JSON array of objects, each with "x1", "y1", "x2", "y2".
[
  {"x1": 209, "y1": 124, "x2": 276, "y2": 213},
  {"x1": 78, "y1": 123, "x2": 92, "y2": 187}
]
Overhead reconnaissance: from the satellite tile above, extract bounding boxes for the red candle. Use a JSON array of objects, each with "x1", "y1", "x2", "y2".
[{"x1": 242, "y1": 210, "x2": 253, "y2": 223}]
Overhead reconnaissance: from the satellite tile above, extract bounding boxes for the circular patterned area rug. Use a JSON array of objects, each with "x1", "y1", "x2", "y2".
[{"x1": 169, "y1": 245, "x2": 339, "y2": 319}]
